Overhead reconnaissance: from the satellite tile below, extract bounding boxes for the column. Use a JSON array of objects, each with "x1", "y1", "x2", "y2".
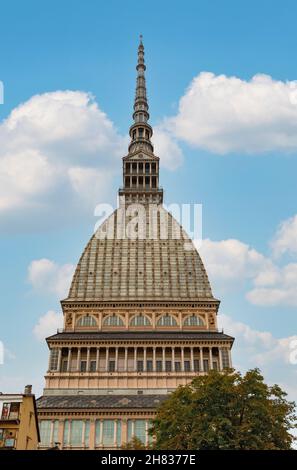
[
  {"x1": 218, "y1": 347, "x2": 223, "y2": 371},
  {"x1": 76, "y1": 348, "x2": 81, "y2": 372},
  {"x1": 190, "y1": 347, "x2": 194, "y2": 372},
  {"x1": 162, "y1": 347, "x2": 166, "y2": 371},
  {"x1": 105, "y1": 347, "x2": 109, "y2": 372},
  {"x1": 228, "y1": 349, "x2": 232, "y2": 368},
  {"x1": 58, "y1": 420, "x2": 64, "y2": 450},
  {"x1": 96, "y1": 348, "x2": 100, "y2": 372},
  {"x1": 67, "y1": 348, "x2": 72, "y2": 372},
  {"x1": 124, "y1": 347, "x2": 128, "y2": 371},
  {"x1": 99, "y1": 419, "x2": 104, "y2": 447},
  {"x1": 122, "y1": 419, "x2": 128, "y2": 448},
  {"x1": 57, "y1": 348, "x2": 62, "y2": 372},
  {"x1": 171, "y1": 347, "x2": 175, "y2": 372},
  {"x1": 181, "y1": 347, "x2": 185, "y2": 372},
  {"x1": 113, "y1": 420, "x2": 118, "y2": 447},
  {"x1": 86, "y1": 347, "x2": 90, "y2": 372},
  {"x1": 153, "y1": 347, "x2": 156, "y2": 372},
  {"x1": 209, "y1": 347, "x2": 213, "y2": 370},
  {"x1": 134, "y1": 347, "x2": 137, "y2": 371},
  {"x1": 82, "y1": 420, "x2": 86, "y2": 447},
  {"x1": 67, "y1": 419, "x2": 71, "y2": 447},
  {"x1": 145, "y1": 420, "x2": 149, "y2": 447},
  {"x1": 200, "y1": 347, "x2": 204, "y2": 372},
  {"x1": 89, "y1": 419, "x2": 96, "y2": 450},
  {"x1": 143, "y1": 347, "x2": 147, "y2": 372},
  {"x1": 115, "y1": 347, "x2": 119, "y2": 372},
  {"x1": 50, "y1": 420, "x2": 54, "y2": 447}
]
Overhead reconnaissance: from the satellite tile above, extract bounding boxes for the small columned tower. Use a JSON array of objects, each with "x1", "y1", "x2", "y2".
[{"x1": 119, "y1": 36, "x2": 163, "y2": 205}]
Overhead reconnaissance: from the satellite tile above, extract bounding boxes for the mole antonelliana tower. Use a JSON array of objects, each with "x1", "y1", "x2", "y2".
[{"x1": 37, "y1": 38, "x2": 234, "y2": 449}]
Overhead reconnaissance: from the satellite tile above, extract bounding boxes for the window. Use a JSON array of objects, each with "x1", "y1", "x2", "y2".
[
  {"x1": 90, "y1": 360, "x2": 96, "y2": 372},
  {"x1": 156, "y1": 360, "x2": 162, "y2": 372},
  {"x1": 39, "y1": 420, "x2": 51, "y2": 446},
  {"x1": 1, "y1": 402, "x2": 20, "y2": 420},
  {"x1": 145, "y1": 162, "x2": 150, "y2": 173},
  {"x1": 102, "y1": 420, "x2": 114, "y2": 446},
  {"x1": 184, "y1": 360, "x2": 191, "y2": 372},
  {"x1": 137, "y1": 360, "x2": 143, "y2": 372},
  {"x1": 139, "y1": 128, "x2": 144, "y2": 138},
  {"x1": 139, "y1": 162, "x2": 143, "y2": 172},
  {"x1": 80, "y1": 361, "x2": 87, "y2": 372},
  {"x1": 165, "y1": 361, "x2": 172, "y2": 372},
  {"x1": 157, "y1": 315, "x2": 178, "y2": 327},
  {"x1": 95, "y1": 420, "x2": 121, "y2": 447},
  {"x1": 213, "y1": 361, "x2": 218, "y2": 371},
  {"x1": 130, "y1": 315, "x2": 151, "y2": 327},
  {"x1": 76, "y1": 315, "x2": 97, "y2": 327},
  {"x1": 194, "y1": 359, "x2": 199, "y2": 372},
  {"x1": 62, "y1": 360, "x2": 68, "y2": 372},
  {"x1": 152, "y1": 163, "x2": 156, "y2": 173},
  {"x1": 49, "y1": 349, "x2": 59, "y2": 371},
  {"x1": 127, "y1": 419, "x2": 147, "y2": 445},
  {"x1": 103, "y1": 315, "x2": 124, "y2": 327},
  {"x1": 109, "y1": 361, "x2": 115, "y2": 372},
  {"x1": 183, "y1": 315, "x2": 204, "y2": 327},
  {"x1": 63, "y1": 420, "x2": 90, "y2": 447},
  {"x1": 203, "y1": 359, "x2": 209, "y2": 372},
  {"x1": 175, "y1": 361, "x2": 181, "y2": 372},
  {"x1": 70, "y1": 420, "x2": 83, "y2": 446},
  {"x1": 221, "y1": 348, "x2": 230, "y2": 369},
  {"x1": 147, "y1": 360, "x2": 153, "y2": 372}
]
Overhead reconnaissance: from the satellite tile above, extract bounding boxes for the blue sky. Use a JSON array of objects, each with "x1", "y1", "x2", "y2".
[{"x1": 0, "y1": 0, "x2": 297, "y2": 402}]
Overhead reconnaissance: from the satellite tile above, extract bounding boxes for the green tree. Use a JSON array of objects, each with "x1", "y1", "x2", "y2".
[
  {"x1": 150, "y1": 368, "x2": 296, "y2": 450},
  {"x1": 121, "y1": 436, "x2": 149, "y2": 450}
]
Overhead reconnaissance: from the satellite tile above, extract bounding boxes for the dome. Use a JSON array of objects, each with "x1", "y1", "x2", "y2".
[{"x1": 67, "y1": 206, "x2": 213, "y2": 301}]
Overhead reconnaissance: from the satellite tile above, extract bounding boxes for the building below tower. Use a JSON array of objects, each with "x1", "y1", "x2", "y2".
[{"x1": 36, "y1": 38, "x2": 234, "y2": 450}]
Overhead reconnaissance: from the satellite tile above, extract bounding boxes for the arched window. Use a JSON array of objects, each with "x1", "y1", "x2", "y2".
[
  {"x1": 157, "y1": 315, "x2": 177, "y2": 327},
  {"x1": 130, "y1": 315, "x2": 151, "y2": 327},
  {"x1": 76, "y1": 315, "x2": 97, "y2": 327},
  {"x1": 183, "y1": 315, "x2": 204, "y2": 327},
  {"x1": 103, "y1": 315, "x2": 124, "y2": 327}
]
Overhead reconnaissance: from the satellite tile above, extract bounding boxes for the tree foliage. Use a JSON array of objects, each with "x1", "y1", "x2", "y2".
[
  {"x1": 150, "y1": 368, "x2": 296, "y2": 450},
  {"x1": 121, "y1": 436, "x2": 148, "y2": 450}
]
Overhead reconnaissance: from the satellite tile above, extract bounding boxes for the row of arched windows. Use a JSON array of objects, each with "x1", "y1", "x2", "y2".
[{"x1": 76, "y1": 314, "x2": 204, "y2": 328}]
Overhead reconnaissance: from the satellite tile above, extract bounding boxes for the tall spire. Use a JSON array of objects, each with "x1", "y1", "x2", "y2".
[
  {"x1": 119, "y1": 38, "x2": 163, "y2": 205},
  {"x1": 133, "y1": 34, "x2": 149, "y2": 124},
  {"x1": 128, "y1": 36, "x2": 154, "y2": 155}
]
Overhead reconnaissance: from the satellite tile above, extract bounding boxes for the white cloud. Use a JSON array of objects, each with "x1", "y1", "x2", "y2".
[
  {"x1": 199, "y1": 214, "x2": 297, "y2": 306},
  {"x1": 28, "y1": 258, "x2": 75, "y2": 298},
  {"x1": 271, "y1": 214, "x2": 297, "y2": 257},
  {"x1": 199, "y1": 238, "x2": 274, "y2": 291},
  {"x1": 164, "y1": 72, "x2": 297, "y2": 154},
  {"x1": 33, "y1": 310, "x2": 63, "y2": 341},
  {"x1": 247, "y1": 263, "x2": 297, "y2": 306},
  {"x1": 219, "y1": 314, "x2": 297, "y2": 404},
  {"x1": 0, "y1": 91, "x2": 125, "y2": 230}
]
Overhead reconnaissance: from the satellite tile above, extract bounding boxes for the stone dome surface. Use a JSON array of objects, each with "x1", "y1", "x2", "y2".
[{"x1": 67, "y1": 206, "x2": 213, "y2": 301}]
